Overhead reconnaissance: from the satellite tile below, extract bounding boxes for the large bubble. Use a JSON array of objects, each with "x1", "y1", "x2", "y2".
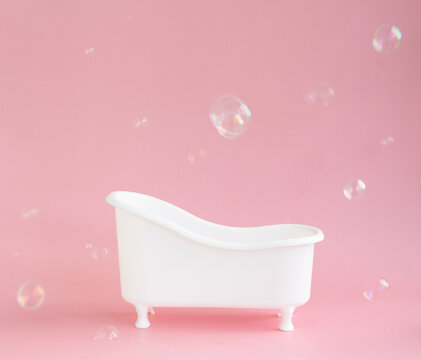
[{"x1": 209, "y1": 95, "x2": 252, "y2": 139}]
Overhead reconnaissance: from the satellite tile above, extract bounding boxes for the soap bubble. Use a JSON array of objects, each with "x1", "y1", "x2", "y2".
[
  {"x1": 187, "y1": 149, "x2": 207, "y2": 164},
  {"x1": 209, "y1": 95, "x2": 252, "y2": 139},
  {"x1": 93, "y1": 325, "x2": 120, "y2": 342},
  {"x1": 372, "y1": 25, "x2": 402, "y2": 54},
  {"x1": 134, "y1": 117, "x2": 148, "y2": 128},
  {"x1": 21, "y1": 207, "x2": 39, "y2": 219},
  {"x1": 304, "y1": 84, "x2": 335, "y2": 106},
  {"x1": 363, "y1": 278, "x2": 391, "y2": 303},
  {"x1": 199, "y1": 149, "x2": 207, "y2": 159},
  {"x1": 85, "y1": 47, "x2": 95, "y2": 55},
  {"x1": 17, "y1": 282, "x2": 45, "y2": 310},
  {"x1": 85, "y1": 243, "x2": 109, "y2": 261},
  {"x1": 380, "y1": 136, "x2": 395, "y2": 146},
  {"x1": 187, "y1": 154, "x2": 196, "y2": 164},
  {"x1": 343, "y1": 179, "x2": 366, "y2": 200}
]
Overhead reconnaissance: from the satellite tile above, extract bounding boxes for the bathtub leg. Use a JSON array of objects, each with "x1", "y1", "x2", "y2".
[
  {"x1": 149, "y1": 307, "x2": 155, "y2": 315},
  {"x1": 135, "y1": 305, "x2": 150, "y2": 329},
  {"x1": 279, "y1": 306, "x2": 295, "y2": 332}
]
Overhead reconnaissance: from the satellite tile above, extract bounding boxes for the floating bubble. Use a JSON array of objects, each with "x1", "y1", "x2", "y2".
[
  {"x1": 372, "y1": 25, "x2": 402, "y2": 54},
  {"x1": 21, "y1": 207, "x2": 39, "y2": 219},
  {"x1": 17, "y1": 282, "x2": 45, "y2": 310},
  {"x1": 363, "y1": 278, "x2": 391, "y2": 303},
  {"x1": 380, "y1": 136, "x2": 395, "y2": 146},
  {"x1": 343, "y1": 179, "x2": 366, "y2": 200},
  {"x1": 199, "y1": 149, "x2": 207, "y2": 159},
  {"x1": 209, "y1": 95, "x2": 252, "y2": 139},
  {"x1": 93, "y1": 325, "x2": 120, "y2": 342},
  {"x1": 305, "y1": 84, "x2": 335, "y2": 106},
  {"x1": 85, "y1": 243, "x2": 109, "y2": 261},
  {"x1": 85, "y1": 47, "x2": 95, "y2": 55},
  {"x1": 187, "y1": 154, "x2": 196, "y2": 164},
  {"x1": 134, "y1": 117, "x2": 148, "y2": 128},
  {"x1": 187, "y1": 149, "x2": 207, "y2": 165}
]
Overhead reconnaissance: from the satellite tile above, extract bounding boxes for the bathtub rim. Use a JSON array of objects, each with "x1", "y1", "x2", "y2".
[{"x1": 106, "y1": 191, "x2": 324, "y2": 250}]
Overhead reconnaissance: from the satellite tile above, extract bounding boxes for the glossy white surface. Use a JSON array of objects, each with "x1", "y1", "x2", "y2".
[{"x1": 106, "y1": 191, "x2": 324, "y2": 331}]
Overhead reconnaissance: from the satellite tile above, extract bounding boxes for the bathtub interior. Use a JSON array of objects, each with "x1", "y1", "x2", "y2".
[{"x1": 106, "y1": 191, "x2": 324, "y2": 248}]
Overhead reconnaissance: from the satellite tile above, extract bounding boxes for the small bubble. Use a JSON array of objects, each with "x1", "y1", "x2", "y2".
[
  {"x1": 17, "y1": 282, "x2": 45, "y2": 310},
  {"x1": 209, "y1": 95, "x2": 252, "y2": 139},
  {"x1": 93, "y1": 325, "x2": 120, "y2": 342},
  {"x1": 85, "y1": 47, "x2": 95, "y2": 55},
  {"x1": 13, "y1": 251, "x2": 20, "y2": 256},
  {"x1": 199, "y1": 149, "x2": 207, "y2": 159},
  {"x1": 305, "y1": 84, "x2": 335, "y2": 106},
  {"x1": 380, "y1": 136, "x2": 395, "y2": 146},
  {"x1": 134, "y1": 117, "x2": 148, "y2": 128},
  {"x1": 86, "y1": 243, "x2": 109, "y2": 261},
  {"x1": 187, "y1": 154, "x2": 196, "y2": 164},
  {"x1": 21, "y1": 207, "x2": 39, "y2": 219},
  {"x1": 343, "y1": 179, "x2": 366, "y2": 200},
  {"x1": 363, "y1": 278, "x2": 391, "y2": 303},
  {"x1": 372, "y1": 25, "x2": 402, "y2": 54},
  {"x1": 187, "y1": 149, "x2": 207, "y2": 165}
]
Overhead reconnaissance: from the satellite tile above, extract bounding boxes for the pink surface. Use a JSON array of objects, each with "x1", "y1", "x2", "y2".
[{"x1": 1, "y1": 0, "x2": 420, "y2": 359}]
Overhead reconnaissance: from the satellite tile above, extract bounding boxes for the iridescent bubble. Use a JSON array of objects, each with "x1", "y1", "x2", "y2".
[
  {"x1": 304, "y1": 84, "x2": 335, "y2": 106},
  {"x1": 93, "y1": 325, "x2": 120, "y2": 342},
  {"x1": 372, "y1": 25, "x2": 402, "y2": 54},
  {"x1": 17, "y1": 282, "x2": 45, "y2": 310},
  {"x1": 363, "y1": 278, "x2": 391, "y2": 303},
  {"x1": 134, "y1": 117, "x2": 148, "y2": 128},
  {"x1": 343, "y1": 179, "x2": 366, "y2": 200},
  {"x1": 85, "y1": 243, "x2": 109, "y2": 261},
  {"x1": 209, "y1": 95, "x2": 252, "y2": 139},
  {"x1": 85, "y1": 47, "x2": 95, "y2": 55},
  {"x1": 380, "y1": 136, "x2": 395, "y2": 146}
]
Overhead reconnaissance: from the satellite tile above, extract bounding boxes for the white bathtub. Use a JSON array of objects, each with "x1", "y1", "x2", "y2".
[{"x1": 106, "y1": 191, "x2": 324, "y2": 331}]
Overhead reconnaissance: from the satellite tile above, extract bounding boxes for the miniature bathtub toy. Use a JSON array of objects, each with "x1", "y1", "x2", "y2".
[{"x1": 106, "y1": 191, "x2": 324, "y2": 331}]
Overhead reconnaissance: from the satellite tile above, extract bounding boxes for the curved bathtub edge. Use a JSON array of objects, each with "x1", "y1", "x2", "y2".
[{"x1": 106, "y1": 191, "x2": 324, "y2": 251}]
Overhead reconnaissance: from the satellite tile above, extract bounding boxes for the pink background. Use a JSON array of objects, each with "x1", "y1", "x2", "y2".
[{"x1": 1, "y1": 0, "x2": 420, "y2": 359}]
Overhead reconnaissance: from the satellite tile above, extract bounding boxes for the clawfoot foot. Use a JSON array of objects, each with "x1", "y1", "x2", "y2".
[
  {"x1": 149, "y1": 307, "x2": 155, "y2": 315},
  {"x1": 279, "y1": 306, "x2": 295, "y2": 332},
  {"x1": 135, "y1": 305, "x2": 150, "y2": 328}
]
